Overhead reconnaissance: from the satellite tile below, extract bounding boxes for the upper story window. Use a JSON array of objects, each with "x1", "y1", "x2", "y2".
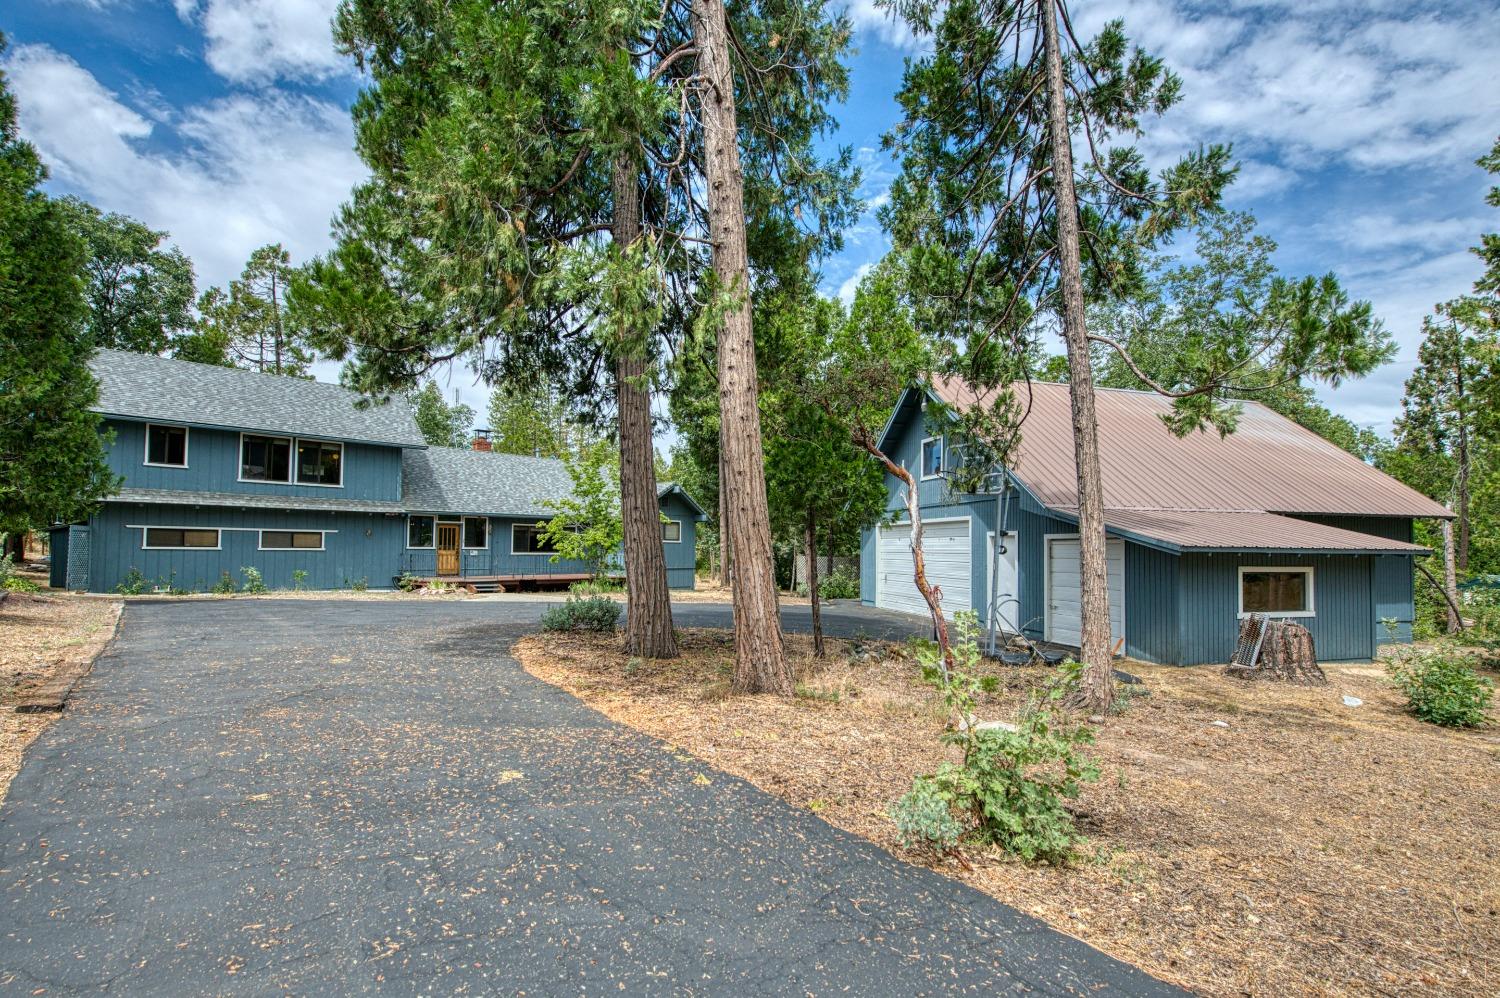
[
  {"x1": 662, "y1": 519, "x2": 682, "y2": 543},
  {"x1": 241, "y1": 434, "x2": 292, "y2": 483},
  {"x1": 1239, "y1": 567, "x2": 1315, "y2": 618},
  {"x1": 296, "y1": 440, "x2": 343, "y2": 486},
  {"x1": 920, "y1": 436, "x2": 944, "y2": 479},
  {"x1": 145, "y1": 424, "x2": 188, "y2": 467}
]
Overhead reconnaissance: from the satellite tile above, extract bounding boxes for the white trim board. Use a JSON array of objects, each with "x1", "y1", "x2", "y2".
[
  {"x1": 143, "y1": 422, "x2": 190, "y2": 469},
  {"x1": 236, "y1": 431, "x2": 346, "y2": 489},
  {"x1": 1237, "y1": 564, "x2": 1316, "y2": 619}
]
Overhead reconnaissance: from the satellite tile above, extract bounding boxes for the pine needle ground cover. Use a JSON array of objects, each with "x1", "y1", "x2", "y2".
[
  {"x1": 514, "y1": 629, "x2": 1500, "y2": 997},
  {"x1": 0, "y1": 592, "x2": 122, "y2": 805}
]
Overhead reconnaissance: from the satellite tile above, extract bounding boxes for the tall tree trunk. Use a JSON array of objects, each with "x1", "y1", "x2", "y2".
[
  {"x1": 693, "y1": 0, "x2": 790, "y2": 694},
  {"x1": 612, "y1": 154, "x2": 678, "y2": 659},
  {"x1": 1454, "y1": 353, "x2": 1470, "y2": 573},
  {"x1": 1041, "y1": 0, "x2": 1113, "y2": 712},
  {"x1": 1443, "y1": 519, "x2": 1461, "y2": 634},
  {"x1": 3, "y1": 532, "x2": 24, "y2": 564},
  {"x1": 806, "y1": 508, "x2": 824, "y2": 657},
  {"x1": 718, "y1": 447, "x2": 731, "y2": 587}
]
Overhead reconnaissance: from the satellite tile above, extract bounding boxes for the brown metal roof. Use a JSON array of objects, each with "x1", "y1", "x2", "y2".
[
  {"x1": 1081, "y1": 508, "x2": 1428, "y2": 553},
  {"x1": 928, "y1": 376, "x2": 1451, "y2": 521}
]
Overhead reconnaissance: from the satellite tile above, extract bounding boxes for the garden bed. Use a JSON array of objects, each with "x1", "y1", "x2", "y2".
[{"x1": 513, "y1": 629, "x2": 1500, "y2": 997}]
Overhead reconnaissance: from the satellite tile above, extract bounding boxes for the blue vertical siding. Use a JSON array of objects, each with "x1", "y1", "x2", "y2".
[
  {"x1": 1124, "y1": 544, "x2": 1180, "y2": 664},
  {"x1": 659, "y1": 493, "x2": 699, "y2": 589},
  {"x1": 1014, "y1": 492, "x2": 1077, "y2": 642},
  {"x1": 1290, "y1": 515, "x2": 1417, "y2": 645},
  {"x1": 48, "y1": 526, "x2": 69, "y2": 589},
  {"x1": 103, "y1": 419, "x2": 405, "y2": 501}
]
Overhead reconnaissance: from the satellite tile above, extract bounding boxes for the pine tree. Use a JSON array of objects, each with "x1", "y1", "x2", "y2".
[
  {"x1": 1475, "y1": 138, "x2": 1500, "y2": 297},
  {"x1": 407, "y1": 381, "x2": 476, "y2": 448},
  {"x1": 200, "y1": 244, "x2": 313, "y2": 376}
]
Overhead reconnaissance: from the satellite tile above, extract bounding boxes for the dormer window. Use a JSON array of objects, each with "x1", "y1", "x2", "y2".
[
  {"x1": 241, "y1": 434, "x2": 292, "y2": 482},
  {"x1": 296, "y1": 440, "x2": 343, "y2": 486},
  {"x1": 145, "y1": 424, "x2": 188, "y2": 467},
  {"x1": 921, "y1": 436, "x2": 944, "y2": 479}
]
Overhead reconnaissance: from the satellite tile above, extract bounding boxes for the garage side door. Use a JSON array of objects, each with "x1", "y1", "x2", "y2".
[
  {"x1": 877, "y1": 520, "x2": 971, "y2": 619},
  {"x1": 1046, "y1": 536, "x2": 1125, "y2": 649}
]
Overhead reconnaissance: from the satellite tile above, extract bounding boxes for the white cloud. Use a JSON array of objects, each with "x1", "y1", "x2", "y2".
[
  {"x1": 174, "y1": 0, "x2": 346, "y2": 85},
  {"x1": 844, "y1": 0, "x2": 929, "y2": 53},
  {"x1": 837, "y1": 262, "x2": 874, "y2": 304},
  {"x1": 5, "y1": 43, "x2": 366, "y2": 290}
]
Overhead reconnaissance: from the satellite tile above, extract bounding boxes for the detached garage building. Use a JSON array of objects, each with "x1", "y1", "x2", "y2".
[{"x1": 860, "y1": 378, "x2": 1451, "y2": 665}]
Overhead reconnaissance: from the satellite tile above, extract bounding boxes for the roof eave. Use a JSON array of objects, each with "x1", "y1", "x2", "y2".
[{"x1": 93, "y1": 410, "x2": 429, "y2": 451}]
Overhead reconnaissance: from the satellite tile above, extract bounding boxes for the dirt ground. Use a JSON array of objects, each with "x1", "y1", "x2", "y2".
[
  {"x1": 0, "y1": 591, "x2": 122, "y2": 804},
  {"x1": 514, "y1": 629, "x2": 1500, "y2": 997}
]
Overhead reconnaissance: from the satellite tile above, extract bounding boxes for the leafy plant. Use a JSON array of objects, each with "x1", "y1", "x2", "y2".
[
  {"x1": 153, "y1": 572, "x2": 188, "y2": 596},
  {"x1": 115, "y1": 567, "x2": 148, "y2": 596},
  {"x1": 818, "y1": 566, "x2": 860, "y2": 601},
  {"x1": 570, "y1": 577, "x2": 624, "y2": 596},
  {"x1": 210, "y1": 571, "x2": 237, "y2": 595},
  {"x1": 239, "y1": 566, "x2": 267, "y2": 594},
  {"x1": 396, "y1": 572, "x2": 423, "y2": 592},
  {"x1": 1387, "y1": 649, "x2": 1493, "y2": 728},
  {"x1": 537, "y1": 440, "x2": 623, "y2": 579},
  {"x1": 0, "y1": 554, "x2": 39, "y2": 592},
  {"x1": 540, "y1": 595, "x2": 622, "y2": 633},
  {"x1": 346, "y1": 576, "x2": 369, "y2": 592},
  {"x1": 291, "y1": 569, "x2": 309, "y2": 591},
  {"x1": 891, "y1": 612, "x2": 1100, "y2": 863}
]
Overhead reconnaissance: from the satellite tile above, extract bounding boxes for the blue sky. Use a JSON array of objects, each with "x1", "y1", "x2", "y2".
[{"x1": 4, "y1": 0, "x2": 1497, "y2": 434}]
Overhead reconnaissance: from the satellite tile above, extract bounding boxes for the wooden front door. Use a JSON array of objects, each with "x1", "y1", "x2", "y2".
[{"x1": 437, "y1": 523, "x2": 460, "y2": 576}]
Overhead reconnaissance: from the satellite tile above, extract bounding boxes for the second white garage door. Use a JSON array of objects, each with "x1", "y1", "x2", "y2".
[
  {"x1": 877, "y1": 519, "x2": 971, "y2": 619},
  {"x1": 1045, "y1": 536, "x2": 1125, "y2": 650}
]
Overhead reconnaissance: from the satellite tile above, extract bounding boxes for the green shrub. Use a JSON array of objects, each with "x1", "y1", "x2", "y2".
[
  {"x1": 570, "y1": 577, "x2": 624, "y2": 596},
  {"x1": 818, "y1": 566, "x2": 860, "y2": 600},
  {"x1": 239, "y1": 566, "x2": 268, "y2": 594},
  {"x1": 1, "y1": 556, "x2": 40, "y2": 593},
  {"x1": 890, "y1": 611, "x2": 1099, "y2": 864},
  {"x1": 540, "y1": 595, "x2": 621, "y2": 633},
  {"x1": 349, "y1": 576, "x2": 369, "y2": 592},
  {"x1": 116, "y1": 567, "x2": 148, "y2": 596},
  {"x1": 210, "y1": 571, "x2": 237, "y2": 595},
  {"x1": 291, "y1": 569, "x2": 309, "y2": 591},
  {"x1": 1387, "y1": 649, "x2": 1493, "y2": 728},
  {"x1": 396, "y1": 572, "x2": 422, "y2": 592}
]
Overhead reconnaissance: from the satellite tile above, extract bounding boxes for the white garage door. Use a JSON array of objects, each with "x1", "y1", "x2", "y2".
[
  {"x1": 1046, "y1": 536, "x2": 1125, "y2": 650},
  {"x1": 877, "y1": 519, "x2": 971, "y2": 619}
]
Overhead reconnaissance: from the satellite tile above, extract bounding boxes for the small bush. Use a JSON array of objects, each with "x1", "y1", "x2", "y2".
[
  {"x1": 540, "y1": 595, "x2": 621, "y2": 633},
  {"x1": 570, "y1": 577, "x2": 624, "y2": 596},
  {"x1": 240, "y1": 566, "x2": 268, "y2": 594},
  {"x1": 291, "y1": 569, "x2": 309, "y2": 591},
  {"x1": 891, "y1": 777, "x2": 965, "y2": 851},
  {"x1": 210, "y1": 571, "x2": 237, "y2": 595},
  {"x1": 1387, "y1": 649, "x2": 1493, "y2": 728},
  {"x1": 345, "y1": 576, "x2": 369, "y2": 592},
  {"x1": 396, "y1": 572, "x2": 422, "y2": 592},
  {"x1": 818, "y1": 566, "x2": 860, "y2": 600},
  {"x1": 1, "y1": 556, "x2": 40, "y2": 593},
  {"x1": 116, "y1": 567, "x2": 148, "y2": 596}
]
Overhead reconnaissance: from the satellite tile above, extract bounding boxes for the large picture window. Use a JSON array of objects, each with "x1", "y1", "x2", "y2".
[
  {"x1": 145, "y1": 424, "x2": 188, "y2": 467},
  {"x1": 512, "y1": 523, "x2": 559, "y2": 555},
  {"x1": 143, "y1": 527, "x2": 219, "y2": 549},
  {"x1": 260, "y1": 530, "x2": 324, "y2": 550},
  {"x1": 407, "y1": 516, "x2": 435, "y2": 549},
  {"x1": 296, "y1": 440, "x2": 343, "y2": 486},
  {"x1": 463, "y1": 516, "x2": 489, "y2": 549},
  {"x1": 1239, "y1": 567, "x2": 1314, "y2": 618},
  {"x1": 241, "y1": 434, "x2": 292, "y2": 483}
]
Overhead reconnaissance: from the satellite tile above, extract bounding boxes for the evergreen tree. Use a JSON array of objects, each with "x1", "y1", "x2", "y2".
[
  {"x1": 1475, "y1": 137, "x2": 1500, "y2": 297},
  {"x1": 0, "y1": 35, "x2": 118, "y2": 544},
  {"x1": 200, "y1": 244, "x2": 313, "y2": 376},
  {"x1": 57, "y1": 197, "x2": 195, "y2": 355},
  {"x1": 487, "y1": 382, "x2": 576, "y2": 458},
  {"x1": 407, "y1": 380, "x2": 476, "y2": 449}
]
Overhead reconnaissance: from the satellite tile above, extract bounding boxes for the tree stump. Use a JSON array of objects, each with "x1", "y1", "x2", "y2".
[{"x1": 1225, "y1": 619, "x2": 1325, "y2": 685}]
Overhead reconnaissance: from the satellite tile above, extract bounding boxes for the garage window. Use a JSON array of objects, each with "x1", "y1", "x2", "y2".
[
  {"x1": 1239, "y1": 566, "x2": 1314, "y2": 618},
  {"x1": 920, "y1": 436, "x2": 944, "y2": 479}
]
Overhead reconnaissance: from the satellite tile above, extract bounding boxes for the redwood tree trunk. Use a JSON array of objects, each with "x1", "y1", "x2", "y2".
[
  {"x1": 692, "y1": 0, "x2": 789, "y2": 694},
  {"x1": 718, "y1": 447, "x2": 731, "y2": 587},
  {"x1": 1042, "y1": 0, "x2": 1112, "y2": 712},
  {"x1": 805, "y1": 508, "x2": 824, "y2": 657},
  {"x1": 612, "y1": 155, "x2": 678, "y2": 658}
]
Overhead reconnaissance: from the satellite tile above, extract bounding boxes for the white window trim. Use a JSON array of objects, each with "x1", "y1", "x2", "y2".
[
  {"x1": 236, "y1": 432, "x2": 345, "y2": 489},
  {"x1": 920, "y1": 435, "x2": 944, "y2": 481},
  {"x1": 406, "y1": 515, "x2": 436, "y2": 550},
  {"x1": 662, "y1": 518, "x2": 683, "y2": 543},
  {"x1": 256, "y1": 529, "x2": 333, "y2": 552},
  {"x1": 142, "y1": 422, "x2": 190, "y2": 469},
  {"x1": 462, "y1": 516, "x2": 489, "y2": 550},
  {"x1": 140, "y1": 526, "x2": 222, "y2": 551},
  {"x1": 511, "y1": 522, "x2": 557, "y2": 556},
  {"x1": 1237, "y1": 565, "x2": 1316, "y2": 619}
]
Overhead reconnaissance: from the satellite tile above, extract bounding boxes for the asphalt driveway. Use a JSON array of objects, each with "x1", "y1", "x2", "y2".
[{"x1": 0, "y1": 599, "x2": 1178, "y2": 995}]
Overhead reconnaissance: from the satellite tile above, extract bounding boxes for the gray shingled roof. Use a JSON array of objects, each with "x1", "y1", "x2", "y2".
[
  {"x1": 89, "y1": 349, "x2": 427, "y2": 448},
  {"x1": 657, "y1": 482, "x2": 706, "y2": 518},
  {"x1": 402, "y1": 447, "x2": 577, "y2": 518},
  {"x1": 108, "y1": 488, "x2": 406, "y2": 515}
]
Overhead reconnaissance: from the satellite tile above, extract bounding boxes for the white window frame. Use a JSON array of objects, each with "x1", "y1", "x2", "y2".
[
  {"x1": 920, "y1": 435, "x2": 944, "y2": 480},
  {"x1": 143, "y1": 423, "x2": 189, "y2": 469},
  {"x1": 662, "y1": 518, "x2": 683, "y2": 543},
  {"x1": 1237, "y1": 565, "x2": 1315, "y2": 619},
  {"x1": 256, "y1": 529, "x2": 331, "y2": 552},
  {"x1": 140, "y1": 526, "x2": 222, "y2": 551},
  {"x1": 293, "y1": 437, "x2": 345, "y2": 488},
  {"x1": 406, "y1": 515, "x2": 436, "y2": 550},
  {"x1": 511, "y1": 522, "x2": 559, "y2": 556},
  {"x1": 461, "y1": 516, "x2": 489, "y2": 550}
]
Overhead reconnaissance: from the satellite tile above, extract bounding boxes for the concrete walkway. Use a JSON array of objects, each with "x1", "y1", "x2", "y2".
[{"x1": 0, "y1": 599, "x2": 1180, "y2": 995}]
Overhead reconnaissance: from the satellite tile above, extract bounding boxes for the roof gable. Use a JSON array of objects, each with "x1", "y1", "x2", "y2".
[{"x1": 89, "y1": 349, "x2": 427, "y2": 449}]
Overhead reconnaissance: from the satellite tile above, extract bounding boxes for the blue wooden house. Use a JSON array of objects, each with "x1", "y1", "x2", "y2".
[
  {"x1": 51, "y1": 350, "x2": 702, "y2": 593},
  {"x1": 860, "y1": 378, "x2": 1451, "y2": 665}
]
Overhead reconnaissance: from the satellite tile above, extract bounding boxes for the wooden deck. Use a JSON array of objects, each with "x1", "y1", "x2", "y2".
[{"x1": 410, "y1": 573, "x2": 596, "y2": 594}]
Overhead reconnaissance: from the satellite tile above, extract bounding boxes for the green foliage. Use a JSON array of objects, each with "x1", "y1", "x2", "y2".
[
  {"x1": 1475, "y1": 137, "x2": 1500, "y2": 297},
  {"x1": 211, "y1": 571, "x2": 237, "y2": 595},
  {"x1": 406, "y1": 380, "x2": 475, "y2": 448},
  {"x1": 396, "y1": 571, "x2": 422, "y2": 593},
  {"x1": 570, "y1": 577, "x2": 624, "y2": 596},
  {"x1": 348, "y1": 576, "x2": 369, "y2": 592},
  {"x1": 196, "y1": 244, "x2": 313, "y2": 376},
  {"x1": 539, "y1": 440, "x2": 623, "y2": 578},
  {"x1": 0, "y1": 39, "x2": 119, "y2": 539},
  {"x1": 892, "y1": 613, "x2": 1100, "y2": 863},
  {"x1": 291, "y1": 569, "x2": 309, "y2": 591},
  {"x1": 1387, "y1": 649, "x2": 1494, "y2": 728},
  {"x1": 116, "y1": 568, "x2": 148, "y2": 596},
  {"x1": 0, "y1": 555, "x2": 39, "y2": 592},
  {"x1": 818, "y1": 566, "x2": 860, "y2": 600},
  {"x1": 486, "y1": 382, "x2": 578, "y2": 458},
  {"x1": 239, "y1": 566, "x2": 268, "y2": 594},
  {"x1": 540, "y1": 595, "x2": 622, "y2": 633}
]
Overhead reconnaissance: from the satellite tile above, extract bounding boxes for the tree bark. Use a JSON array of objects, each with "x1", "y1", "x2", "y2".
[
  {"x1": 1443, "y1": 518, "x2": 1461, "y2": 634},
  {"x1": 718, "y1": 446, "x2": 731, "y2": 587},
  {"x1": 692, "y1": 0, "x2": 790, "y2": 695},
  {"x1": 1454, "y1": 350, "x2": 1470, "y2": 573},
  {"x1": 612, "y1": 154, "x2": 678, "y2": 659},
  {"x1": 1041, "y1": 0, "x2": 1113, "y2": 713},
  {"x1": 806, "y1": 508, "x2": 824, "y2": 657}
]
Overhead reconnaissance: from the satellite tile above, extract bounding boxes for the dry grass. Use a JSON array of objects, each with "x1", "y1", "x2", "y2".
[
  {"x1": 0, "y1": 592, "x2": 122, "y2": 804},
  {"x1": 514, "y1": 629, "x2": 1500, "y2": 997}
]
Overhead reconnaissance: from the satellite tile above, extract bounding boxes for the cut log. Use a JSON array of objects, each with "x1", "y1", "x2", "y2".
[{"x1": 1225, "y1": 618, "x2": 1325, "y2": 685}]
